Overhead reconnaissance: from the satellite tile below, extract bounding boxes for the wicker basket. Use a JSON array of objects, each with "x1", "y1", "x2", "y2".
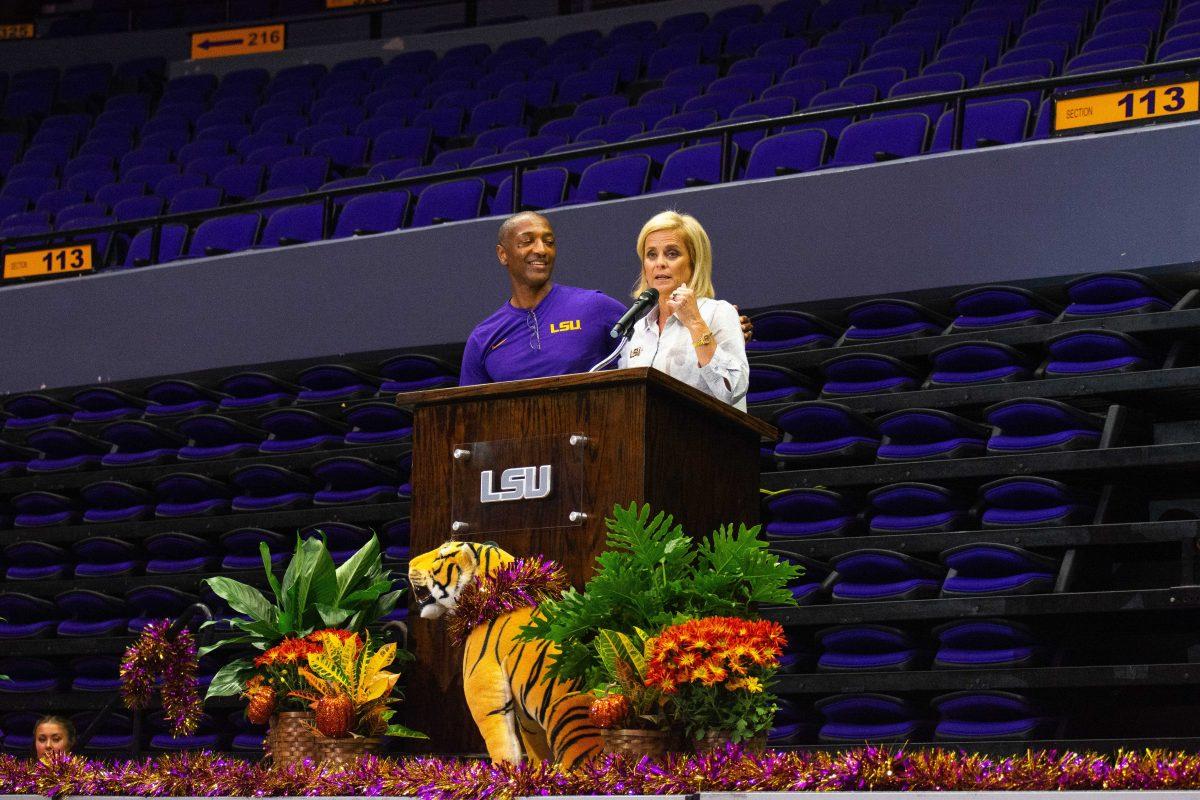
[
  {"x1": 600, "y1": 728, "x2": 673, "y2": 759},
  {"x1": 316, "y1": 736, "x2": 384, "y2": 770},
  {"x1": 694, "y1": 731, "x2": 767, "y2": 754},
  {"x1": 268, "y1": 711, "x2": 318, "y2": 768}
]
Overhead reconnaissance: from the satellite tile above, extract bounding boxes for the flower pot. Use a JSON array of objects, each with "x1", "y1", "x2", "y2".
[
  {"x1": 268, "y1": 711, "x2": 318, "y2": 768},
  {"x1": 600, "y1": 728, "x2": 673, "y2": 759},
  {"x1": 316, "y1": 736, "x2": 384, "y2": 770},
  {"x1": 694, "y1": 730, "x2": 767, "y2": 754}
]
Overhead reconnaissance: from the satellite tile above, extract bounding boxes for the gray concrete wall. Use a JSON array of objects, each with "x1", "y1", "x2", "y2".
[{"x1": 2, "y1": 120, "x2": 1198, "y2": 394}]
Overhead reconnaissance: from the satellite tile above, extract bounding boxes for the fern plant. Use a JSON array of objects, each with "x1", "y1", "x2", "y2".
[{"x1": 519, "y1": 502, "x2": 800, "y2": 689}]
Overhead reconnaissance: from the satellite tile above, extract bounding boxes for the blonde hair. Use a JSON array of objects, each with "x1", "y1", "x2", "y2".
[{"x1": 633, "y1": 210, "x2": 716, "y2": 299}]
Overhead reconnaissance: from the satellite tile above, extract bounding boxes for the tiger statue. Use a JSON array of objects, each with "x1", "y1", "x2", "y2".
[{"x1": 408, "y1": 541, "x2": 601, "y2": 767}]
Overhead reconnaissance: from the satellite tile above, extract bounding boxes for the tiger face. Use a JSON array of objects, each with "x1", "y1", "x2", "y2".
[{"x1": 407, "y1": 541, "x2": 515, "y2": 620}]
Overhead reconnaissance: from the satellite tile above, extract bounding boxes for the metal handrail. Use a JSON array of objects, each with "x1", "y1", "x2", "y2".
[{"x1": 3, "y1": 55, "x2": 1200, "y2": 264}]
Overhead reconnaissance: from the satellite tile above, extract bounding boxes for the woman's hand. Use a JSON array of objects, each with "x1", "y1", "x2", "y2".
[{"x1": 667, "y1": 283, "x2": 703, "y2": 327}]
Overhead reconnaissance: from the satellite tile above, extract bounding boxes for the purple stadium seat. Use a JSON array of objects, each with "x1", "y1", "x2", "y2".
[
  {"x1": 978, "y1": 476, "x2": 1096, "y2": 528},
  {"x1": 221, "y1": 528, "x2": 288, "y2": 571},
  {"x1": 764, "y1": 487, "x2": 860, "y2": 538},
  {"x1": 296, "y1": 363, "x2": 380, "y2": 402},
  {"x1": 168, "y1": 186, "x2": 224, "y2": 214},
  {"x1": 817, "y1": 693, "x2": 928, "y2": 743},
  {"x1": 24, "y1": 427, "x2": 108, "y2": 472},
  {"x1": 230, "y1": 464, "x2": 313, "y2": 511},
  {"x1": 874, "y1": 408, "x2": 990, "y2": 461},
  {"x1": 80, "y1": 480, "x2": 155, "y2": 524},
  {"x1": 154, "y1": 473, "x2": 231, "y2": 517},
  {"x1": 377, "y1": 353, "x2": 458, "y2": 393},
  {"x1": 212, "y1": 163, "x2": 264, "y2": 201},
  {"x1": 842, "y1": 66, "x2": 909, "y2": 97},
  {"x1": 1060, "y1": 271, "x2": 1177, "y2": 318},
  {"x1": 11, "y1": 492, "x2": 77, "y2": 529},
  {"x1": 124, "y1": 224, "x2": 188, "y2": 267},
  {"x1": 331, "y1": 191, "x2": 409, "y2": 237},
  {"x1": 985, "y1": 398, "x2": 1103, "y2": 454},
  {"x1": 410, "y1": 178, "x2": 485, "y2": 226},
  {"x1": 0, "y1": 595, "x2": 57, "y2": 639},
  {"x1": 868, "y1": 482, "x2": 970, "y2": 534},
  {"x1": 56, "y1": 590, "x2": 128, "y2": 637},
  {"x1": 98, "y1": 420, "x2": 184, "y2": 466},
  {"x1": 933, "y1": 691, "x2": 1053, "y2": 741},
  {"x1": 949, "y1": 285, "x2": 1060, "y2": 330},
  {"x1": 0, "y1": 441, "x2": 38, "y2": 478},
  {"x1": 940, "y1": 543, "x2": 1059, "y2": 597},
  {"x1": 71, "y1": 656, "x2": 121, "y2": 692},
  {"x1": 143, "y1": 535, "x2": 215, "y2": 576},
  {"x1": 312, "y1": 456, "x2": 402, "y2": 504},
  {"x1": 820, "y1": 353, "x2": 922, "y2": 396},
  {"x1": 657, "y1": 142, "x2": 730, "y2": 190},
  {"x1": 880, "y1": 74, "x2": 965, "y2": 121},
  {"x1": 842, "y1": 298, "x2": 947, "y2": 341},
  {"x1": 831, "y1": 549, "x2": 946, "y2": 602},
  {"x1": 817, "y1": 624, "x2": 925, "y2": 671},
  {"x1": 259, "y1": 408, "x2": 347, "y2": 453},
  {"x1": 748, "y1": 364, "x2": 815, "y2": 405},
  {"x1": 1043, "y1": 329, "x2": 1157, "y2": 376},
  {"x1": 933, "y1": 619, "x2": 1045, "y2": 669},
  {"x1": 774, "y1": 400, "x2": 880, "y2": 464},
  {"x1": 177, "y1": 414, "x2": 266, "y2": 460},
  {"x1": 826, "y1": 113, "x2": 928, "y2": 167},
  {"x1": 747, "y1": 309, "x2": 840, "y2": 352},
  {"x1": 927, "y1": 341, "x2": 1034, "y2": 386},
  {"x1": 257, "y1": 202, "x2": 323, "y2": 246},
  {"x1": 343, "y1": 401, "x2": 414, "y2": 444},
  {"x1": 572, "y1": 155, "x2": 651, "y2": 202},
  {"x1": 185, "y1": 213, "x2": 263, "y2": 258}
]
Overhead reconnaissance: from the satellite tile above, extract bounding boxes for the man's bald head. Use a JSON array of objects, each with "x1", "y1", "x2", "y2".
[{"x1": 498, "y1": 211, "x2": 552, "y2": 246}]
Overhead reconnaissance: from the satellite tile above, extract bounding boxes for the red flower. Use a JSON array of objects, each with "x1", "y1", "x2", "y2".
[{"x1": 644, "y1": 616, "x2": 784, "y2": 693}]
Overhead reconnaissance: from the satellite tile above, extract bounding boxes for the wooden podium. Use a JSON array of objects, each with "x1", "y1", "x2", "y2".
[{"x1": 395, "y1": 367, "x2": 776, "y2": 753}]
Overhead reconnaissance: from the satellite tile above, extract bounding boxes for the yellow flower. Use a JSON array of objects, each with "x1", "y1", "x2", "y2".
[{"x1": 728, "y1": 676, "x2": 763, "y2": 693}]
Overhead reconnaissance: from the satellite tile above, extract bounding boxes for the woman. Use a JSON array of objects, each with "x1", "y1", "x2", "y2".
[
  {"x1": 619, "y1": 211, "x2": 749, "y2": 410},
  {"x1": 33, "y1": 715, "x2": 75, "y2": 760}
]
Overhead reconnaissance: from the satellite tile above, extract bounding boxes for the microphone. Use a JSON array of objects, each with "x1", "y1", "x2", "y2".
[{"x1": 609, "y1": 288, "x2": 659, "y2": 340}]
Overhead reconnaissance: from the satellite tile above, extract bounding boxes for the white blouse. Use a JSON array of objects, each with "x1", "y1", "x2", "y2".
[{"x1": 619, "y1": 297, "x2": 750, "y2": 411}]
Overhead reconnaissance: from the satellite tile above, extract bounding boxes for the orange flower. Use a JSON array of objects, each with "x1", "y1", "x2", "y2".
[
  {"x1": 255, "y1": 636, "x2": 322, "y2": 667},
  {"x1": 644, "y1": 616, "x2": 784, "y2": 692}
]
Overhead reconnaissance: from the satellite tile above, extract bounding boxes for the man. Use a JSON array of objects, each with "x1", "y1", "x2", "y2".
[
  {"x1": 460, "y1": 211, "x2": 751, "y2": 386},
  {"x1": 459, "y1": 211, "x2": 627, "y2": 385}
]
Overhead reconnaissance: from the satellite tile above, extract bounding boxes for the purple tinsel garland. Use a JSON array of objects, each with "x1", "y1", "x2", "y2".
[
  {"x1": 446, "y1": 557, "x2": 568, "y2": 648},
  {"x1": 119, "y1": 619, "x2": 203, "y2": 738},
  {"x1": 6, "y1": 746, "x2": 1200, "y2": 797}
]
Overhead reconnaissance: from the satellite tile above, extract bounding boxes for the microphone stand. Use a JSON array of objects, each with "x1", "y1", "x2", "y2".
[{"x1": 589, "y1": 305, "x2": 655, "y2": 372}]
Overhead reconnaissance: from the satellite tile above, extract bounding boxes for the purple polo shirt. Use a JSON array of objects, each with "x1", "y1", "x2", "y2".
[{"x1": 459, "y1": 283, "x2": 627, "y2": 385}]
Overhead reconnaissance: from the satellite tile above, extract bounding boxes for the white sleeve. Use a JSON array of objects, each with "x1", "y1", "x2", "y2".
[{"x1": 698, "y1": 301, "x2": 749, "y2": 406}]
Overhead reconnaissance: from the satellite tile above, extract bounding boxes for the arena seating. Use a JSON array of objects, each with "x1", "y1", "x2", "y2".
[{"x1": 2, "y1": 0, "x2": 1197, "y2": 271}]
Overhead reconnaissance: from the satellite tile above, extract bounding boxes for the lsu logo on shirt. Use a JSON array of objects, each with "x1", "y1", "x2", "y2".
[{"x1": 550, "y1": 319, "x2": 581, "y2": 334}]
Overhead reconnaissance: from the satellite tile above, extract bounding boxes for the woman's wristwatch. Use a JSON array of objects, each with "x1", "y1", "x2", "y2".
[{"x1": 693, "y1": 330, "x2": 715, "y2": 348}]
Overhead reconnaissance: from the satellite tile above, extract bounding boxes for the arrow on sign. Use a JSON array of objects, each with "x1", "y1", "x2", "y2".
[{"x1": 197, "y1": 37, "x2": 243, "y2": 49}]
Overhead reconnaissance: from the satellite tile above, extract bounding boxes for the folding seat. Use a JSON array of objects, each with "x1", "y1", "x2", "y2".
[
  {"x1": 1157, "y1": 33, "x2": 1200, "y2": 59},
  {"x1": 1065, "y1": 56, "x2": 1144, "y2": 73},
  {"x1": 168, "y1": 186, "x2": 223, "y2": 215},
  {"x1": 860, "y1": 48, "x2": 927, "y2": 79},
  {"x1": 412, "y1": 107, "x2": 465, "y2": 139},
  {"x1": 868, "y1": 482, "x2": 970, "y2": 534},
  {"x1": 1043, "y1": 329, "x2": 1157, "y2": 376},
  {"x1": 933, "y1": 618, "x2": 1046, "y2": 669},
  {"x1": 841, "y1": 298, "x2": 946, "y2": 341},
  {"x1": 126, "y1": 164, "x2": 180, "y2": 191},
  {"x1": 197, "y1": 124, "x2": 252, "y2": 150},
  {"x1": 878, "y1": 73, "x2": 964, "y2": 121},
  {"x1": 143, "y1": 379, "x2": 225, "y2": 417},
  {"x1": 66, "y1": 170, "x2": 117, "y2": 199},
  {"x1": 343, "y1": 401, "x2": 414, "y2": 445},
  {"x1": 763, "y1": 487, "x2": 860, "y2": 538},
  {"x1": 317, "y1": 105, "x2": 369, "y2": 132},
  {"x1": 230, "y1": 464, "x2": 313, "y2": 511},
  {"x1": 985, "y1": 397, "x2": 1103, "y2": 455},
  {"x1": 978, "y1": 60, "x2": 1055, "y2": 111},
  {"x1": 1093, "y1": 10, "x2": 1161, "y2": 37},
  {"x1": 1016, "y1": 23, "x2": 1084, "y2": 51},
  {"x1": 730, "y1": 53, "x2": 795, "y2": 80},
  {"x1": 657, "y1": 141, "x2": 733, "y2": 191},
  {"x1": 296, "y1": 363, "x2": 380, "y2": 403},
  {"x1": 817, "y1": 625, "x2": 926, "y2": 671},
  {"x1": 197, "y1": 109, "x2": 250, "y2": 132},
  {"x1": 498, "y1": 79, "x2": 556, "y2": 108},
  {"x1": 327, "y1": 190, "x2": 408, "y2": 237},
  {"x1": 1060, "y1": 271, "x2": 1177, "y2": 319},
  {"x1": 818, "y1": 353, "x2": 920, "y2": 397},
  {"x1": 234, "y1": 131, "x2": 289, "y2": 159},
  {"x1": 930, "y1": 98, "x2": 1032, "y2": 150},
  {"x1": 410, "y1": 178, "x2": 486, "y2": 226},
  {"x1": 830, "y1": 549, "x2": 946, "y2": 601},
  {"x1": 256, "y1": 202, "x2": 323, "y2": 247},
  {"x1": 1067, "y1": 44, "x2": 1148, "y2": 72},
  {"x1": 10, "y1": 490, "x2": 77, "y2": 529},
  {"x1": 228, "y1": 710, "x2": 267, "y2": 753},
  {"x1": 124, "y1": 224, "x2": 188, "y2": 267},
  {"x1": 0, "y1": 210, "x2": 49, "y2": 230},
  {"x1": 927, "y1": 341, "x2": 1034, "y2": 387},
  {"x1": 221, "y1": 527, "x2": 288, "y2": 571},
  {"x1": 56, "y1": 590, "x2": 128, "y2": 637},
  {"x1": 748, "y1": 364, "x2": 816, "y2": 405},
  {"x1": 78, "y1": 135, "x2": 130, "y2": 160},
  {"x1": 149, "y1": 713, "x2": 222, "y2": 751},
  {"x1": 296, "y1": 521, "x2": 374, "y2": 564},
  {"x1": 256, "y1": 114, "x2": 308, "y2": 140},
  {"x1": 80, "y1": 481, "x2": 155, "y2": 524},
  {"x1": 474, "y1": 125, "x2": 529, "y2": 152},
  {"x1": 55, "y1": 202, "x2": 108, "y2": 225},
  {"x1": 372, "y1": 127, "x2": 433, "y2": 163},
  {"x1": 95, "y1": 181, "x2": 148, "y2": 210},
  {"x1": 0, "y1": 441, "x2": 39, "y2": 478},
  {"x1": 950, "y1": 284, "x2": 1060, "y2": 330},
  {"x1": 538, "y1": 115, "x2": 604, "y2": 142},
  {"x1": 933, "y1": 691, "x2": 1053, "y2": 741},
  {"x1": 1164, "y1": 20, "x2": 1200, "y2": 41},
  {"x1": 7, "y1": 162, "x2": 60, "y2": 183},
  {"x1": 874, "y1": 408, "x2": 990, "y2": 461},
  {"x1": 142, "y1": 534, "x2": 215, "y2": 575},
  {"x1": 1000, "y1": 43, "x2": 1070, "y2": 72},
  {"x1": 555, "y1": 70, "x2": 619, "y2": 106},
  {"x1": 23, "y1": 427, "x2": 108, "y2": 472},
  {"x1": 0, "y1": 656, "x2": 62, "y2": 694},
  {"x1": 267, "y1": 155, "x2": 329, "y2": 191},
  {"x1": 761, "y1": 79, "x2": 828, "y2": 112},
  {"x1": 773, "y1": 400, "x2": 881, "y2": 464},
  {"x1": 432, "y1": 145, "x2": 494, "y2": 170},
  {"x1": 645, "y1": 45, "x2": 704, "y2": 81},
  {"x1": 941, "y1": 543, "x2": 1059, "y2": 597},
  {"x1": 817, "y1": 692, "x2": 928, "y2": 742},
  {"x1": 185, "y1": 213, "x2": 262, "y2": 259},
  {"x1": 1084, "y1": 28, "x2": 1155, "y2": 52},
  {"x1": 70, "y1": 656, "x2": 121, "y2": 692},
  {"x1": 258, "y1": 408, "x2": 347, "y2": 452},
  {"x1": 569, "y1": 155, "x2": 651, "y2": 203},
  {"x1": 98, "y1": 420, "x2": 184, "y2": 466},
  {"x1": 667, "y1": 30, "x2": 725, "y2": 60},
  {"x1": 3, "y1": 176, "x2": 59, "y2": 206},
  {"x1": 826, "y1": 113, "x2": 928, "y2": 167},
  {"x1": 211, "y1": 164, "x2": 263, "y2": 202},
  {"x1": 178, "y1": 140, "x2": 231, "y2": 168},
  {"x1": 977, "y1": 476, "x2": 1096, "y2": 527},
  {"x1": 312, "y1": 456, "x2": 402, "y2": 505},
  {"x1": 574, "y1": 95, "x2": 629, "y2": 123},
  {"x1": 0, "y1": 594, "x2": 57, "y2": 639},
  {"x1": 935, "y1": 36, "x2": 1004, "y2": 68}
]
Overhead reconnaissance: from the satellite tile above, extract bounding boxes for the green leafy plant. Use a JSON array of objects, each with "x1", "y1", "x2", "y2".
[
  {"x1": 591, "y1": 627, "x2": 663, "y2": 729},
  {"x1": 202, "y1": 533, "x2": 402, "y2": 700},
  {"x1": 519, "y1": 503, "x2": 800, "y2": 690}
]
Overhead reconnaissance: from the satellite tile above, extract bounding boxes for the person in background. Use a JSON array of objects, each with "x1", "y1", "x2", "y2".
[
  {"x1": 619, "y1": 211, "x2": 749, "y2": 410},
  {"x1": 33, "y1": 715, "x2": 75, "y2": 760},
  {"x1": 459, "y1": 211, "x2": 754, "y2": 386}
]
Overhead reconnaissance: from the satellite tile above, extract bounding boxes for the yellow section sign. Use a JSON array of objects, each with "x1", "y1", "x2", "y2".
[
  {"x1": 4, "y1": 244, "x2": 94, "y2": 281},
  {"x1": 1054, "y1": 80, "x2": 1200, "y2": 134},
  {"x1": 190, "y1": 24, "x2": 285, "y2": 60},
  {"x1": 326, "y1": 0, "x2": 389, "y2": 7},
  {"x1": 0, "y1": 23, "x2": 34, "y2": 40}
]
